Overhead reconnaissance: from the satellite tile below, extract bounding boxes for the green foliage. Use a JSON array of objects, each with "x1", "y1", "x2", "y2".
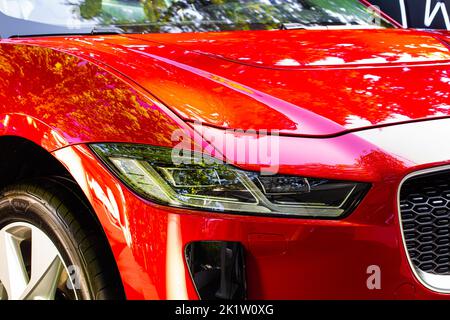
[
  {"x1": 71, "y1": 0, "x2": 381, "y2": 32},
  {"x1": 142, "y1": 0, "x2": 169, "y2": 23},
  {"x1": 79, "y1": 0, "x2": 102, "y2": 19}
]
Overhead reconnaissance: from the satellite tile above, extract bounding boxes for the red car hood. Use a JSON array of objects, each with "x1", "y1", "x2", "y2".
[{"x1": 23, "y1": 28, "x2": 450, "y2": 136}]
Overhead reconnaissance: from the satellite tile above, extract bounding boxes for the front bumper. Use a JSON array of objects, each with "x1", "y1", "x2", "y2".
[{"x1": 52, "y1": 119, "x2": 450, "y2": 299}]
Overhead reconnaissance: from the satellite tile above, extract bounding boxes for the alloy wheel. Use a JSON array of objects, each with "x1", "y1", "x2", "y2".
[{"x1": 0, "y1": 222, "x2": 77, "y2": 300}]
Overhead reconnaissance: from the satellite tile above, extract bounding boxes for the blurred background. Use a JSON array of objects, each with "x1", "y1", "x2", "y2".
[{"x1": 368, "y1": 0, "x2": 450, "y2": 29}]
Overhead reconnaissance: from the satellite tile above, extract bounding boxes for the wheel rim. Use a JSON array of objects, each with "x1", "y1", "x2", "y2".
[{"x1": 0, "y1": 222, "x2": 78, "y2": 300}]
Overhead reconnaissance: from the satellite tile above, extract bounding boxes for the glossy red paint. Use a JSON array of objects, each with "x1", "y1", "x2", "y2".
[
  {"x1": 53, "y1": 118, "x2": 450, "y2": 299},
  {"x1": 0, "y1": 24, "x2": 449, "y2": 299},
  {"x1": 11, "y1": 28, "x2": 450, "y2": 137}
]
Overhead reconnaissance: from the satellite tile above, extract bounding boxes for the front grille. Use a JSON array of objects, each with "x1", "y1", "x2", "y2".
[{"x1": 400, "y1": 169, "x2": 450, "y2": 275}]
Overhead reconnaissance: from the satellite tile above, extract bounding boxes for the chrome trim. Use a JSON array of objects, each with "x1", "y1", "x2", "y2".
[{"x1": 398, "y1": 164, "x2": 450, "y2": 293}]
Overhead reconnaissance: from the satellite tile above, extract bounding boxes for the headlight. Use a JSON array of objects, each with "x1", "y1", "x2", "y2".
[{"x1": 90, "y1": 144, "x2": 370, "y2": 218}]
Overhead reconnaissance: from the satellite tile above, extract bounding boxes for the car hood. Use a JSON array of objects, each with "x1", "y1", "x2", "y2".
[
  {"x1": 133, "y1": 28, "x2": 450, "y2": 68},
  {"x1": 24, "y1": 28, "x2": 450, "y2": 136}
]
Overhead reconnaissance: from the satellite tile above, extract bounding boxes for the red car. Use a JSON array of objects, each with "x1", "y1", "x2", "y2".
[{"x1": 0, "y1": 0, "x2": 449, "y2": 300}]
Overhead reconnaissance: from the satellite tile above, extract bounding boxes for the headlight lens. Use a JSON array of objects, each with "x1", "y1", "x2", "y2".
[{"x1": 90, "y1": 144, "x2": 370, "y2": 218}]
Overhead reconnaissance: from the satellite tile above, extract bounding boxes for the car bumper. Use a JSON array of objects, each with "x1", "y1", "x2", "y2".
[{"x1": 52, "y1": 119, "x2": 450, "y2": 299}]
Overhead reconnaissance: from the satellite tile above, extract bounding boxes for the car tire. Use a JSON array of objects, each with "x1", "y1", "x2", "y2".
[{"x1": 0, "y1": 177, "x2": 125, "y2": 300}]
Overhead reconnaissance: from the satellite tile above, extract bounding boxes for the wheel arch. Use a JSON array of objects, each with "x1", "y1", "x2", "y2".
[
  {"x1": 0, "y1": 134, "x2": 69, "y2": 188},
  {"x1": 0, "y1": 133, "x2": 130, "y2": 295}
]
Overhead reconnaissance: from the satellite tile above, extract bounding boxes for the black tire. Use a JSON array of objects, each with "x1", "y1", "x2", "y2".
[{"x1": 0, "y1": 177, "x2": 125, "y2": 300}]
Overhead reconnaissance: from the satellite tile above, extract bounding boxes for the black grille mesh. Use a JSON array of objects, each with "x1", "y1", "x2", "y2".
[{"x1": 400, "y1": 170, "x2": 450, "y2": 274}]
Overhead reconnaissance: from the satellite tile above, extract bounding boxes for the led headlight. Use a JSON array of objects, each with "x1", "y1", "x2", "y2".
[{"x1": 90, "y1": 144, "x2": 370, "y2": 218}]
